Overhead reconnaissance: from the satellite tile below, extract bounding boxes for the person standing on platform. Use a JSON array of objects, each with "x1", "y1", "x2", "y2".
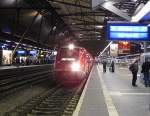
[
  {"x1": 129, "y1": 60, "x2": 139, "y2": 87},
  {"x1": 102, "y1": 60, "x2": 107, "y2": 73},
  {"x1": 111, "y1": 60, "x2": 115, "y2": 72},
  {"x1": 141, "y1": 58, "x2": 150, "y2": 87}
]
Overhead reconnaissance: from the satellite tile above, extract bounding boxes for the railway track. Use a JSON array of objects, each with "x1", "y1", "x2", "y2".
[
  {"x1": 4, "y1": 79, "x2": 86, "y2": 116},
  {"x1": 0, "y1": 65, "x2": 54, "y2": 99}
]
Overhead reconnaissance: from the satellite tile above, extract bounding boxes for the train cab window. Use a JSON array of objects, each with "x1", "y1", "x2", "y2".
[{"x1": 60, "y1": 48, "x2": 79, "y2": 61}]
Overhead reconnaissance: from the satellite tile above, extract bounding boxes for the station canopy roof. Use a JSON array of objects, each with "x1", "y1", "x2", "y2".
[{"x1": 0, "y1": 0, "x2": 148, "y2": 55}]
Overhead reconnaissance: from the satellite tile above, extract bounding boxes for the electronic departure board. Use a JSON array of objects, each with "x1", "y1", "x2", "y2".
[{"x1": 107, "y1": 22, "x2": 149, "y2": 41}]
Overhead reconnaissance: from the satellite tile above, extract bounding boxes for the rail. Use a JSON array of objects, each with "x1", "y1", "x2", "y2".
[{"x1": 0, "y1": 64, "x2": 54, "y2": 98}]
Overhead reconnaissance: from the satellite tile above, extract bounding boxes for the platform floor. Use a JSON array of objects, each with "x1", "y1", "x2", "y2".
[{"x1": 73, "y1": 64, "x2": 150, "y2": 116}]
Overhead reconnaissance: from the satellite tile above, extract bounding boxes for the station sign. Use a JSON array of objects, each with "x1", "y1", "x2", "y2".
[{"x1": 107, "y1": 22, "x2": 149, "y2": 41}]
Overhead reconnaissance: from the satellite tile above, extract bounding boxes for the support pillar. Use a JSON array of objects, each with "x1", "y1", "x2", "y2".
[{"x1": 144, "y1": 42, "x2": 147, "y2": 53}]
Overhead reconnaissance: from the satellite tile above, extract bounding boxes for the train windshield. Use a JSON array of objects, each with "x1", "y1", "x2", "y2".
[{"x1": 60, "y1": 48, "x2": 79, "y2": 61}]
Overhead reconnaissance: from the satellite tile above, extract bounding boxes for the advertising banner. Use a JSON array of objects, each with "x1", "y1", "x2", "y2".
[
  {"x1": 110, "y1": 44, "x2": 118, "y2": 56},
  {"x1": 2, "y1": 50, "x2": 12, "y2": 65}
]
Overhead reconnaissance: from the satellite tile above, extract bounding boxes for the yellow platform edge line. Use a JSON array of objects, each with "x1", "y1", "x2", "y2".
[{"x1": 97, "y1": 65, "x2": 120, "y2": 116}]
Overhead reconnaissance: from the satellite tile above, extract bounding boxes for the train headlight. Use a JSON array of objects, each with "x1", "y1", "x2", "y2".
[
  {"x1": 71, "y1": 62, "x2": 80, "y2": 71},
  {"x1": 68, "y1": 44, "x2": 74, "y2": 50}
]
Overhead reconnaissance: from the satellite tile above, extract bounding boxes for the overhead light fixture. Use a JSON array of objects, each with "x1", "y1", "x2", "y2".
[
  {"x1": 53, "y1": 26, "x2": 56, "y2": 31},
  {"x1": 3, "y1": 0, "x2": 16, "y2": 5},
  {"x1": 95, "y1": 25, "x2": 103, "y2": 28},
  {"x1": 37, "y1": 14, "x2": 42, "y2": 19},
  {"x1": 97, "y1": 35, "x2": 101, "y2": 37},
  {"x1": 95, "y1": 31, "x2": 100, "y2": 34},
  {"x1": 132, "y1": 0, "x2": 137, "y2": 2},
  {"x1": 28, "y1": 11, "x2": 38, "y2": 17},
  {"x1": 5, "y1": 40, "x2": 11, "y2": 43}
]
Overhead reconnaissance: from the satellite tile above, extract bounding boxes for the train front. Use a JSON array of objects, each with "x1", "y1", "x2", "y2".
[{"x1": 54, "y1": 44, "x2": 85, "y2": 88}]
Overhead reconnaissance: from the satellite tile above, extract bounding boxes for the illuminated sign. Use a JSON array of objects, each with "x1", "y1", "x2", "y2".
[
  {"x1": 110, "y1": 44, "x2": 118, "y2": 56},
  {"x1": 110, "y1": 32, "x2": 148, "y2": 39},
  {"x1": 118, "y1": 41, "x2": 130, "y2": 54},
  {"x1": 29, "y1": 50, "x2": 37, "y2": 55},
  {"x1": 107, "y1": 22, "x2": 149, "y2": 41},
  {"x1": 17, "y1": 50, "x2": 26, "y2": 54}
]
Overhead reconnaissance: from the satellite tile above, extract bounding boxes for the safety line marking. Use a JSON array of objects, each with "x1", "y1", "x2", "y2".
[
  {"x1": 72, "y1": 67, "x2": 94, "y2": 116},
  {"x1": 110, "y1": 91, "x2": 150, "y2": 96},
  {"x1": 97, "y1": 65, "x2": 119, "y2": 116}
]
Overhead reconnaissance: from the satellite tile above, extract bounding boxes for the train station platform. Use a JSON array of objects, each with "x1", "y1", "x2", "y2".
[{"x1": 73, "y1": 64, "x2": 150, "y2": 116}]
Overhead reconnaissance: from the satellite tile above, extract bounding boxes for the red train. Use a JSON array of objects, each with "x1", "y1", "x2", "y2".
[{"x1": 54, "y1": 44, "x2": 93, "y2": 88}]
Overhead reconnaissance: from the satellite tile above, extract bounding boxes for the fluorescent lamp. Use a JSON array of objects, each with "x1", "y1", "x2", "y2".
[
  {"x1": 96, "y1": 25, "x2": 103, "y2": 28},
  {"x1": 95, "y1": 31, "x2": 100, "y2": 34},
  {"x1": 53, "y1": 26, "x2": 56, "y2": 31},
  {"x1": 131, "y1": 1, "x2": 150, "y2": 22}
]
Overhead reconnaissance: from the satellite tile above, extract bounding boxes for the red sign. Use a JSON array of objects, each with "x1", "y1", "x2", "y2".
[{"x1": 118, "y1": 41, "x2": 130, "y2": 54}]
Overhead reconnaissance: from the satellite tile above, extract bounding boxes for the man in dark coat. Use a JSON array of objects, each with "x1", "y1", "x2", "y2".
[
  {"x1": 130, "y1": 60, "x2": 139, "y2": 87},
  {"x1": 141, "y1": 58, "x2": 150, "y2": 87},
  {"x1": 111, "y1": 60, "x2": 115, "y2": 72},
  {"x1": 102, "y1": 60, "x2": 107, "y2": 73}
]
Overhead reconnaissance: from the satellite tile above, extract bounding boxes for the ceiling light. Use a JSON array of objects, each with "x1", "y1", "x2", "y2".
[
  {"x1": 53, "y1": 26, "x2": 56, "y2": 31},
  {"x1": 97, "y1": 35, "x2": 101, "y2": 37},
  {"x1": 28, "y1": 11, "x2": 38, "y2": 17},
  {"x1": 36, "y1": 14, "x2": 42, "y2": 20},
  {"x1": 95, "y1": 31, "x2": 100, "y2": 34},
  {"x1": 96, "y1": 25, "x2": 103, "y2": 28},
  {"x1": 132, "y1": 0, "x2": 137, "y2": 2},
  {"x1": 3, "y1": 0, "x2": 16, "y2": 5},
  {"x1": 6, "y1": 40, "x2": 11, "y2": 42}
]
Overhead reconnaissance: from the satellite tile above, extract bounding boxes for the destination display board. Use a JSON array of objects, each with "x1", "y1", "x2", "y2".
[{"x1": 107, "y1": 22, "x2": 149, "y2": 41}]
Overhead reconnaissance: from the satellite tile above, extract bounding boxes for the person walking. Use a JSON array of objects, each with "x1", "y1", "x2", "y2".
[
  {"x1": 102, "y1": 60, "x2": 107, "y2": 73},
  {"x1": 129, "y1": 60, "x2": 139, "y2": 87},
  {"x1": 111, "y1": 60, "x2": 115, "y2": 72},
  {"x1": 141, "y1": 58, "x2": 150, "y2": 87}
]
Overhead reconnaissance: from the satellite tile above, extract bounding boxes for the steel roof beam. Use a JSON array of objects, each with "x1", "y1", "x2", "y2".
[
  {"x1": 73, "y1": 27, "x2": 101, "y2": 31},
  {"x1": 69, "y1": 22, "x2": 104, "y2": 25},
  {"x1": 47, "y1": 0, "x2": 90, "y2": 9},
  {"x1": 60, "y1": 13, "x2": 106, "y2": 17},
  {"x1": 59, "y1": 11, "x2": 105, "y2": 17},
  {"x1": 64, "y1": 17, "x2": 102, "y2": 24},
  {"x1": 0, "y1": 6, "x2": 60, "y2": 10},
  {"x1": 71, "y1": 29, "x2": 101, "y2": 32}
]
